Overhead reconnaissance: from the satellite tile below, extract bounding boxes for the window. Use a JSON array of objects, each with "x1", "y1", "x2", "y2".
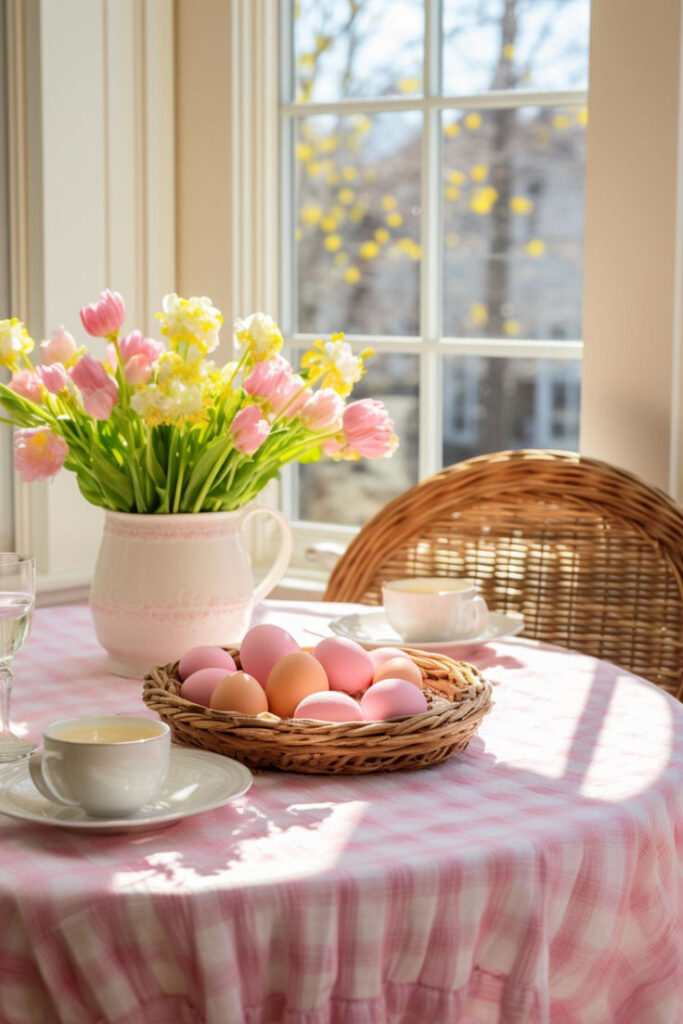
[{"x1": 279, "y1": 0, "x2": 589, "y2": 537}]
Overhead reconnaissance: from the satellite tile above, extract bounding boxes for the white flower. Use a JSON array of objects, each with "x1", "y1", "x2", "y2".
[
  {"x1": 156, "y1": 293, "x2": 223, "y2": 358},
  {"x1": 234, "y1": 312, "x2": 283, "y2": 361},
  {"x1": 323, "y1": 339, "x2": 363, "y2": 388},
  {"x1": 131, "y1": 380, "x2": 204, "y2": 425}
]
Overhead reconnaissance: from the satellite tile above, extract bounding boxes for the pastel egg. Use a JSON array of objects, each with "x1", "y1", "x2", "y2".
[
  {"x1": 178, "y1": 645, "x2": 236, "y2": 681},
  {"x1": 360, "y1": 678, "x2": 429, "y2": 721},
  {"x1": 373, "y1": 656, "x2": 424, "y2": 690},
  {"x1": 369, "y1": 647, "x2": 407, "y2": 671},
  {"x1": 180, "y1": 667, "x2": 230, "y2": 706},
  {"x1": 239, "y1": 625, "x2": 301, "y2": 686},
  {"x1": 294, "y1": 691, "x2": 364, "y2": 723},
  {"x1": 266, "y1": 652, "x2": 329, "y2": 718},
  {"x1": 210, "y1": 671, "x2": 268, "y2": 715},
  {"x1": 312, "y1": 637, "x2": 374, "y2": 695}
]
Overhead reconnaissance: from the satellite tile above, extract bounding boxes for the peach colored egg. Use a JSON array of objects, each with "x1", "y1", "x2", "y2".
[
  {"x1": 368, "y1": 646, "x2": 407, "y2": 671},
  {"x1": 294, "y1": 691, "x2": 364, "y2": 723},
  {"x1": 178, "y1": 645, "x2": 236, "y2": 681},
  {"x1": 360, "y1": 678, "x2": 429, "y2": 721},
  {"x1": 266, "y1": 652, "x2": 329, "y2": 718},
  {"x1": 312, "y1": 637, "x2": 374, "y2": 695},
  {"x1": 373, "y1": 656, "x2": 424, "y2": 689},
  {"x1": 209, "y1": 671, "x2": 268, "y2": 715},
  {"x1": 180, "y1": 667, "x2": 230, "y2": 706},
  {"x1": 239, "y1": 624, "x2": 301, "y2": 686}
]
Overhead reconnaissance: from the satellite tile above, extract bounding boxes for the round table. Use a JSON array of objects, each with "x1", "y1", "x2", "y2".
[{"x1": 1, "y1": 601, "x2": 681, "y2": 1024}]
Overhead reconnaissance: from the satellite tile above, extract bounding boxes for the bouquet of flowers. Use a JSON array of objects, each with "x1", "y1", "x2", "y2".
[{"x1": 0, "y1": 290, "x2": 398, "y2": 514}]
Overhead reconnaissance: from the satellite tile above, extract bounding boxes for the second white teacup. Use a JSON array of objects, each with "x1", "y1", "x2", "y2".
[
  {"x1": 382, "y1": 577, "x2": 489, "y2": 643},
  {"x1": 29, "y1": 716, "x2": 170, "y2": 818}
]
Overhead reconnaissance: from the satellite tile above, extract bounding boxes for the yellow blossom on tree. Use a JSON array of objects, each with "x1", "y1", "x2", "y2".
[
  {"x1": 353, "y1": 114, "x2": 371, "y2": 134},
  {"x1": 503, "y1": 319, "x2": 521, "y2": 336},
  {"x1": 334, "y1": 251, "x2": 349, "y2": 266},
  {"x1": 381, "y1": 195, "x2": 397, "y2": 210},
  {"x1": 444, "y1": 121, "x2": 460, "y2": 137},
  {"x1": 324, "y1": 234, "x2": 342, "y2": 252},
  {"x1": 470, "y1": 303, "x2": 488, "y2": 326},
  {"x1": 326, "y1": 171, "x2": 341, "y2": 185},
  {"x1": 295, "y1": 227, "x2": 302, "y2": 242},
  {"x1": 344, "y1": 267, "x2": 361, "y2": 284},
  {"x1": 445, "y1": 231, "x2": 460, "y2": 248},
  {"x1": 295, "y1": 142, "x2": 314, "y2": 162},
  {"x1": 398, "y1": 77, "x2": 420, "y2": 93},
  {"x1": 330, "y1": 204, "x2": 345, "y2": 222},
  {"x1": 448, "y1": 170, "x2": 466, "y2": 185},
  {"x1": 359, "y1": 241, "x2": 380, "y2": 260},
  {"x1": 320, "y1": 215, "x2": 338, "y2": 233},
  {"x1": 578, "y1": 107, "x2": 589, "y2": 125},
  {"x1": 445, "y1": 186, "x2": 461, "y2": 201},
  {"x1": 350, "y1": 203, "x2": 367, "y2": 223},
  {"x1": 464, "y1": 112, "x2": 482, "y2": 131},
  {"x1": 470, "y1": 187, "x2": 498, "y2": 214},
  {"x1": 470, "y1": 164, "x2": 489, "y2": 182},
  {"x1": 319, "y1": 135, "x2": 338, "y2": 153},
  {"x1": 510, "y1": 196, "x2": 533, "y2": 214},
  {"x1": 502, "y1": 43, "x2": 515, "y2": 60},
  {"x1": 338, "y1": 188, "x2": 355, "y2": 205},
  {"x1": 298, "y1": 53, "x2": 315, "y2": 71},
  {"x1": 525, "y1": 238, "x2": 546, "y2": 257},
  {"x1": 300, "y1": 204, "x2": 322, "y2": 225},
  {"x1": 553, "y1": 114, "x2": 570, "y2": 131},
  {"x1": 342, "y1": 166, "x2": 357, "y2": 181},
  {"x1": 306, "y1": 161, "x2": 323, "y2": 178},
  {"x1": 386, "y1": 211, "x2": 403, "y2": 228},
  {"x1": 374, "y1": 228, "x2": 390, "y2": 244}
]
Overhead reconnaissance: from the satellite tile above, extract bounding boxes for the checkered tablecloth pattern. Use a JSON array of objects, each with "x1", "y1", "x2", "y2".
[{"x1": 0, "y1": 601, "x2": 681, "y2": 1024}]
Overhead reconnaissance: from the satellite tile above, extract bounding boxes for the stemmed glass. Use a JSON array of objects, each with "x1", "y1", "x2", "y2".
[{"x1": 0, "y1": 554, "x2": 37, "y2": 761}]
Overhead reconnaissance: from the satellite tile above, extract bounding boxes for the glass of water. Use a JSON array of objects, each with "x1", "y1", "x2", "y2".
[{"x1": 0, "y1": 554, "x2": 36, "y2": 761}]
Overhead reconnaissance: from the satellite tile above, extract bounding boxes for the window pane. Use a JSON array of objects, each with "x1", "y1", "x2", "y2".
[
  {"x1": 295, "y1": 112, "x2": 422, "y2": 336},
  {"x1": 442, "y1": 106, "x2": 585, "y2": 339},
  {"x1": 297, "y1": 352, "x2": 419, "y2": 525},
  {"x1": 442, "y1": 356, "x2": 580, "y2": 463},
  {"x1": 293, "y1": 0, "x2": 424, "y2": 103},
  {"x1": 443, "y1": 0, "x2": 590, "y2": 94}
]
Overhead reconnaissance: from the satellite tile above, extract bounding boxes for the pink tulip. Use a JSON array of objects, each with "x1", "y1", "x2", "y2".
[
  {"x1": 37, "y1": 363, "x2": 68, "y2": 394},
  {"x1": 270, "y1": 374, "x2": 312, "y2": 418},
  {"x1": 9, "y1": 370, "x2": 42, "y2": 403},
  {"x1": 300, "y1": 388, "x2": 344, "y2": 431},
  {"x1": 322, "y1": 437, "x2": 344, "y2": 457},
  {"x1": 70, "y1": 355, "x2": 119, "y2": 419},
  {"x1": 342, "y1": 399, "x2": 398, "y2": 458},
  {"x1": 14, "y1": 427, "x2": 68, "y2": 482},
  {"x1": 231, "y1": 404, "x2": 270, "y2": 454},
  {"x1": 39, "y1": 326, "x2": 77, "y2": 365},
  {"x1": 79, "y1": 289, "x2": 126, "y2": 338},
  {"x1": 243, "y1": 355, "x2": 292, "y2": 400},
  {"x1": 107, "y1": 330, "x2": 164, "y2": 385}
]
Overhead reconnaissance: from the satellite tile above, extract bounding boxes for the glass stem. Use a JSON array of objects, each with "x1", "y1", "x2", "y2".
[{"x1": 0, "y1": 661, "x2": 14, "y2": 738}]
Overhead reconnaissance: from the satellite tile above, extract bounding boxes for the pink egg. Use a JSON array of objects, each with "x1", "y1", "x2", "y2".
[
  {"x1": 293, "y1": 691, "x2": 364, "y2": 723},
  {"x1": 373, "y1": 656, "x2": 423, "y2": 689},
  {"x1": 178, "y1": 646, "x2": 237, "y2": 681},
  {"x1": 240, "y1": 624, "x2": 301, "y2": 687},
  {"x1": 313, "y1": 637, "x2": 374, "y2": 695},
  {"x1": 180, "y1": 667, "x2": 230, "y2": 706},
  {"x1": 360, "y1": 678, "x2": 429, "y2": 721},
  {"x1": 369, "y1": 646, "x2": 407, "y2": 671}
]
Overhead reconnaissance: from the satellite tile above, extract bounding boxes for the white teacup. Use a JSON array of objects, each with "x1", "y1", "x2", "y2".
[
  {"x1": 382, "y1": 577, "x2": 489, "y2": 643},
  {"x1": 29, "y1": 716, "x2": 170, "y2": 818}
]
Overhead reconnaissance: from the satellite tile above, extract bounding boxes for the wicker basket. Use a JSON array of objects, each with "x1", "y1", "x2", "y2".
[{"x1": 142, "y1": 648, "x2": 493, "y2": 774}]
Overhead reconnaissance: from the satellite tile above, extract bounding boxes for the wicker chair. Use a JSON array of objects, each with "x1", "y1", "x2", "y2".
[{"x1": 324, "y1": 450, "x2": 683, "y2": 700}]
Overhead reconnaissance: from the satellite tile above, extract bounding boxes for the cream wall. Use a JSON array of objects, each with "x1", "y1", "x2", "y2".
[{"x1": 0, "y1": 0, "x2": 13, "y2": 550}]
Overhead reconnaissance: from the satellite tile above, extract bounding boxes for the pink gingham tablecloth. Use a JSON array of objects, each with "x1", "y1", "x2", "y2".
[{"x1": 0, "y1": 600, "x2": 681, "y2": 1024}]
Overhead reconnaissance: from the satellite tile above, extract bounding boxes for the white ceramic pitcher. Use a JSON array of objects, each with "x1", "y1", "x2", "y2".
[{"x1": 90, "y1": 508, "x2": 293, "y2": 677}]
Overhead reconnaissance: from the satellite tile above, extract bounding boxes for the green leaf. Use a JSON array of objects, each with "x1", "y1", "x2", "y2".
[{"x1": 297, "y1": 445, "x2": 322, "y2": 464}]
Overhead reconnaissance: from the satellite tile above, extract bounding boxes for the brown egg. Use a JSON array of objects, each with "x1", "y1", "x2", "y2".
[
  {"x1": 372, "y1": 657, "x2": 424, "y2": 690},
  {"x1": 266, "y1": 652, "x2": 329, "y2": 718},
  {"x1": 210, "y1": 671, "x2": 268, "y2": 715}
]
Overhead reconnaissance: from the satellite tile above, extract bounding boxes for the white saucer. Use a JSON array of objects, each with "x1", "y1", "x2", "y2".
[
  {"x1": 330, "y1": 609, "x2": 524, "y2": 653},
  {"x1": 0, "y1": 746, "x2": 253, "y2": 834}
]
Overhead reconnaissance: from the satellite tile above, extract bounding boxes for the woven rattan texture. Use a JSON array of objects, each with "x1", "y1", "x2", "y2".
[
  {"x1": 325, "y1": 450, "x2": 683, "y2": 700},
  {"x1": 143, "y1": 649, "x2": 493, "y2": 774}
]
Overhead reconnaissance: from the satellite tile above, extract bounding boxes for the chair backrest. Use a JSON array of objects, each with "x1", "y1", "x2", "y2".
[{"x1": 324, "y1": 450, "x2": 683, "y2": 699}]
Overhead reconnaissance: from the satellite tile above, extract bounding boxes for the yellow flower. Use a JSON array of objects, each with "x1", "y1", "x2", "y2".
[
  {"x1": 503, "y1": 43, "x2": 515, "y2": 60},
  {"x1": 157, "y1": 294, "x2": 223, "y2": 357},
  {"x1": 444, "y1": 121, "x2": 460, "y2": 137},
  {"x1": 350, "y1": 203, "x2": 367, "y2": 223},
  {"x1": 306, "y1": 160, "x2": 324, "y2": 177},
  {"x1": 464, "y1": 112, "x2": 482, "y2": 131},
  {"x1": 510, "y1": 196, "x2": 533, "y2": 214},
  {"x1": 374, "y1": 228, "x2": 390, "y2": 244},
  {"x1": 342, "y1": 166, "x2": 357, "y2": 181},
  {"x1": 295, "y1": 227, "x2": 302, "y2": 242},
  {"x1": 359, "y1": 241, "x2": 380, "y2": 260},
  {"x1": 469, "y1": 187, "x2": 498, "y2": 214},
  {"x1": 319, "y1": 135, "x2": 338, "y2": 153},
  {"x1": 324, "y1": 234, "x2": 342, "y2": 252},
  {"x1": 301, "y1": 334, "x2": 373, "y2": 395},
  {"x1": 578, "y1": 107, "x2": 589, "y2": 125},
  {"x1": 295, "y1": 142, "x2": 314, "y2": 162},
  {"x1": 386, "y1": 211, "x2": 403, "y2": 228},
  {"x1": 326, "y1": 170, "x2": 341, "y2": 185},
  {"x1": 233, "y1": 312, "x2": 284, "y2": 361},
  {"x1": 381, "y1": 195, "x2": 397, "y2": 210},
  {"x1": 398, "y1": 77, "x2": 420, "y2": 93},
  {"x1": 344, "y1": 266, "x2": 361, "y2": 284},
  {"x1": 503, "y1": 319, "x2": 521, "y2": 336},
  {"x1": 0, "y1": 318, "x2": 34, "y2": 371},
  {"x1": 300, "y1": 204, "x2": 322, "y2": 224},
  {"x1": 553, "y1": 114, "x2": 570, "y2": 131},
  {"x1": 320, "y1": 215, "x2": 338, "y2": 233},
  {"x1": 448, "y1": 170, "x2": 465, "y2": 185},
  {"x1": 445, "y1": 186, "x2": 461, "y2": 201},
  {"x1": 298, "y1": 53, "x2": 315, "y2": 71},
  {"x1": 338, "y1": 187, "x2": 355, "y2": 205},
  {"x1": 470, "y1": 164, "x2": 488, "y2": 182},
  {"x1": 470, "y1": 303, "x2": 488, "y2": 326},
  {"x1": 525, "y1": 238, "x2": 546, "y2": 257}
]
